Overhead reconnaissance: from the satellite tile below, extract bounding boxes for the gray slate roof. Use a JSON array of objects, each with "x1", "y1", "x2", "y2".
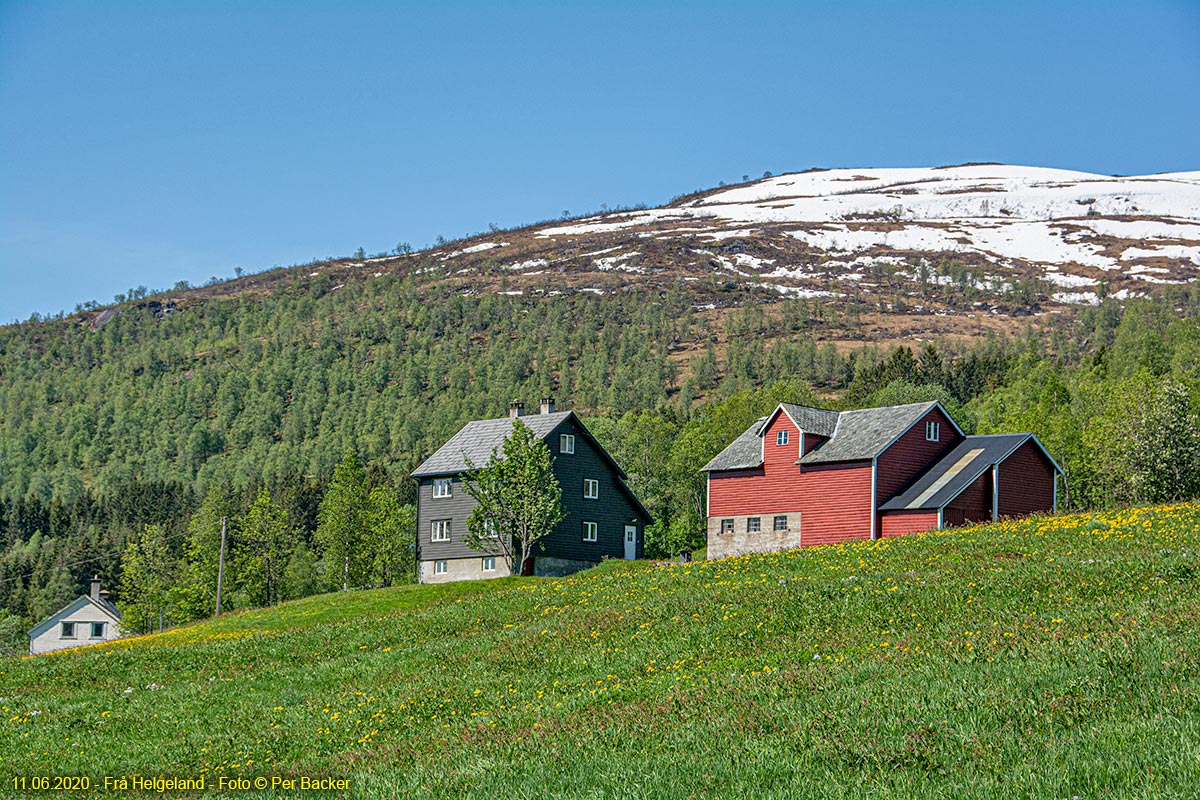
[
  {"x1": 799, "y1": 402, "x2": 939, "y2": 465},
  {"x1": 412, "y1": 411, "x2": 574, "y2": 477},
  {"x1": 768, "y1": 403, "x2": 840, "y2": 438},
  {"x1": 702, "y1": 417, "x2": 768, "y2": 472},
  {"x1": 879, "y1": 433, "x2": 1034, "y2": 511}
]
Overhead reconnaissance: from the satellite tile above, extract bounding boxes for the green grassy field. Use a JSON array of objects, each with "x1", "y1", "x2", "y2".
[{"x1": 3, "y1": 504, "x2": 1199, "y2": 799}]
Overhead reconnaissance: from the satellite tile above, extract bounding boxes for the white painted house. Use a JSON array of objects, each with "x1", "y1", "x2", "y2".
[{"x1": 27, "y1": 577, "x2": 123, "y2": 655}]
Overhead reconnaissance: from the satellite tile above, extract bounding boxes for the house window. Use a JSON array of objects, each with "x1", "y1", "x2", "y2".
[
  {"x1": 584, "y1": 478, "x2": 599, "y2": 499},
  {"x1": 774, "y1": 515, "x2": 788, "y2": 531},
  {"x1": 60, "y1": 621, "x2": 75, "y2": 638},
  {"x1": 777, "y1": 429, "x2": 790, "y2": 446},
  {"x1": 431, "y1": 519, "x2": 451, "y2": 542},
  {"x1": 583, "y1": 521, "x2": 598, "y2": 542},
  {"x1": 720, "y1": 519, "x2": 734, "y2": 534},
  {"x1": 90, "y1": 622, "x2": 105, "y2": 638},
  {"x1": 482, "y1": 557, "x2": 496, "y2": 572},
  {"x1": 434, "y1": 560, "x2": 448, "y2": 575},
  {"x1": 484, "y1": 519, "x2": 499, "y2": 539},
  {"x1": 926, "y1": 421, "x2": 940, "y2": 442},
  {"x1": 747, "y1": 517, "x2": 761, "y2": 533},
  {"x1": 560, "y1": 434, "x2": 575, "y2": 454},
  {"x1": 432, "y1": 478, "x2": 452, "y2": 498}
]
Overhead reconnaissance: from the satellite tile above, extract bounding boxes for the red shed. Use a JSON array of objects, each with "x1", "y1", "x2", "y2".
[{"x1": 703, "y1": 402, "x2": 1061, "y2": 560}]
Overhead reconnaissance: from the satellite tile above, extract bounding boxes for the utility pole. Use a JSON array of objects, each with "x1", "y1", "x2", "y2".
[{"x1": 215, "y1": 516, "x2": 227, "y2": 615}]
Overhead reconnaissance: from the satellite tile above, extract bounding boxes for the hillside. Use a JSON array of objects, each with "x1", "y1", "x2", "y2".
[
  {"x1": 81, "y1": 163, "x2": 1200, "y2": 348},
  {"x1": 4, "y1": 504, "x2": 1198, "y2": 798}
]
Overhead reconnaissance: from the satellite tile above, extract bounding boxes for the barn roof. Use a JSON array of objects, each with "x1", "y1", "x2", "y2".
[
  {"x1": 703, "y1": 401, "x2": 967, "y2": 472},
  {"x1": 799, "y1": 401, "x2": 946, "y2": 465},
  {"x1": 412, "y1": 411, "x2": 576, "y2": 477},
  {"x1": 761, "y1": 403, "x2": 840, "y2": 438},
  {"x1": 879, "y1": 433, "x2": 1059, "y2": 511},
  {"x1": 702, "y1": 416, "x2": 769, "y2": 472}
]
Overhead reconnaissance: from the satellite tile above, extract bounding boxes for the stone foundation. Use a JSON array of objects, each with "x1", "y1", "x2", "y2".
[
  {"x1": 419, "y1": 555, "x2": 513, "y2": 584},
  {"x1": 532, "y1": 556, "x2": 598, "y2": 578},
  {"x1": 706, "y1": 512, "x2": 803, "y2": 560}
]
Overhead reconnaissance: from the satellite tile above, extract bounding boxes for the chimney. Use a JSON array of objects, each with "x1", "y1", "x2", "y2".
[
  {"x1": 90, "y1": 575, "x2": 101, "y2": 601},
  {"x1": 508, "y1": 400, "x2": 525, "y2": 418},
  {"x1": 540, "y1": 397, "x2": 556, "y2": 415}
]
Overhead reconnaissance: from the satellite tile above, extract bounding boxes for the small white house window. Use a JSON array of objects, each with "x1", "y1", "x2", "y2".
[
  {"x1": 926, "y1": 421, "x2": 940, "y2": 442},
  {"x1": 747, "y1": 517, "x2": 761, "y2": 533},
  {"x1": 583, "y1": 521, "x2": 598, "y2": 542},
  {"x1": 584, "y1": 478, "x2": 599, "y2": 499},
  {"x1": 432, "y1": 478, "x2": 452, "y2": 498},
  {"x1": 484, "y1": 519, "x2": 499, "y2": 539},
  {"x1": 431, "y1": 519, "x2": 451, "y2": 542},
  {"x1": 60, "y1": 621, "x2": 75, "y2": 638},
  {"x1": 560, "y1": 434, "x2": 575, "y2": 454},
  {"x1": 776, "y1": 430, "x2": 789, "y2": 446},
  {"x1": 482, "y1": 557, "x2": 496, "y2": 572},
  {"x1": 774, "y1": 515, "x2": 788, "y2": 531},
  {"x1": 91, "y1": 622, "x2": 105, "y2": 638},
  {"x1": 434, "y1": 560, "x2": 448, "y2": 575},
  {"x1": 720, "y1": 519, "x2": 734, "y2": 534}
]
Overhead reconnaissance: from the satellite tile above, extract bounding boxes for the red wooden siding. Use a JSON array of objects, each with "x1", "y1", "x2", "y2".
[
  {"x1": 875, "y1": 406, "x2": 962, "y2": 506},
  {"x1": 708, "y1": 414, "x2": 873, "y2": 544},
  {"x1": 802, "y1": 432, "x2": 828, "y2": 456},
  {"x1": 797, "y1": 462, "x2": 874, "y2": 545},
  {"x1": 880, "y1": 510, "x2": 939, "y2": 537},
  {"x1": 998, "y1": 440, "x2": 1055, "y2": 517},
  {"x1": 764, "y1": 414, "x2": 802, "y2": 473},
  {"x1": 944, "y1": 470, "x2": 992, "y2": 525}
]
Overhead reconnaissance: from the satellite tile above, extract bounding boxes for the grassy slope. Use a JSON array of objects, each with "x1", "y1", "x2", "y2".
[{"x1": 3, "y1": 505, "x2": 1199, "y2": 799}]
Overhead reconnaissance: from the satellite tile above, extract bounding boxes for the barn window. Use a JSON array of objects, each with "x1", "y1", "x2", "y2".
[
  {"x1": 747, "y1": 517, "x2": 761, "y2": 533},
  {"x1": 431, "y1": 519, "x2": 451, "y2": 542},
  {"x1": 720, "y1": 519, "x2": 734, "y2": 535},
  {"x1": 773, "y1": 515, "x2": 788, "y2": 531},
  {"x1": 776, "y1": 430, "x2": 789, "y2": 446},
  {"x1": 582, "y1": 521, "x2": 598, "y2": 542},
  {"x1": 432, "y1": 478, "x2": 452, "y2": 498},
  {"x1": 90, "y1": 622, "x2": 105, "y2": 638},
  {"x1": 482, "y1": 557, "x2": 496, "y2": 572},
  {"x1": 560, "y1": 433, "x2": 575, "y2": 454},
  {"x1": 925, "y1": 421, "x2": 940, "y2": 441},
  {"x1": 434, "y1": 560, "x2": 448, "y2": 575},
  {"x1": 60, "y1": 622, "x2": 76, "y2": 638},
  {"x1": 584, "y1": 478, "x2": 599, "y2": 499}
]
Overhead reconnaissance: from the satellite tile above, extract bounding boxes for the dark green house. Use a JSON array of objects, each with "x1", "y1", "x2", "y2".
[{"x1": 411, "y1": 399, "x2": 652, "y2": 582}]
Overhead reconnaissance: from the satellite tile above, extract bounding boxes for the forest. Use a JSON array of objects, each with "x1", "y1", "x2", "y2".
[{"x1": 1, "y1": 261, "x2": 1198, "y2": 650}]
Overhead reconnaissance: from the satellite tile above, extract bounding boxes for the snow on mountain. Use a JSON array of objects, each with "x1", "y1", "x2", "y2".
[{"x1": 530, "y1": 164, "x2": 1199, "y2": 305}]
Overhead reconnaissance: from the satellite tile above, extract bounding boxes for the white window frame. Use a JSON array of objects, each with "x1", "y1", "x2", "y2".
[
  {"x1": 776, "y1": 429, "x2": 789, "y2": 446},
  {"x1": 926, "y1": 421, "x2": 940, "y2": 442},
  {"x1": 432, "y1": 478, "x2": 452, "y2": 498},
  {"x1": 560, "y1": 433, "x2": 575, "y2": 454},
  {"x1": 583, "y1": 478, "x2": 599, "y2": 500},
  {"x1": 484, "y1": 519, "x2": 499, "y2": 539},
  {"x1": 720, "y1": 519, "x2": 734, "y2": 535},
  {"x1": 747, "y1": 517, "x2": 761, "y2": 533},
  {"x1": 90, "y1": 622, "x2": 105, "y2": 638},
  {"x1": 434, "y1": 560, "x2": 448, "y2": 575},
  {"x1": 431, "y1": 519, "x2": 451, "y2": 542},
  {"x1": 583, "y1": 521, "x2": 598, "y2": 542},
  {"x1": 773, "y1": 515, "x2": 788, "y2": 531},
  {"x1": 482, "y1": 557, "x2": 496, "y2": 572},
  {"x1": 60, "y1": 621, "x2": 75, "y2": 638}
]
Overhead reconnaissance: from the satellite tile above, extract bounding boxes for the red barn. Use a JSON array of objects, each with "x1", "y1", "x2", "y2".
[{"x1": 702, "y1": 401, "x2": 1061, "y2": 559}]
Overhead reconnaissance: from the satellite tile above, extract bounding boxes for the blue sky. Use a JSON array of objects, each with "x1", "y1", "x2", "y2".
[{"x1": 1, "y1": 1, "x2": 1198, "y2": 323}]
